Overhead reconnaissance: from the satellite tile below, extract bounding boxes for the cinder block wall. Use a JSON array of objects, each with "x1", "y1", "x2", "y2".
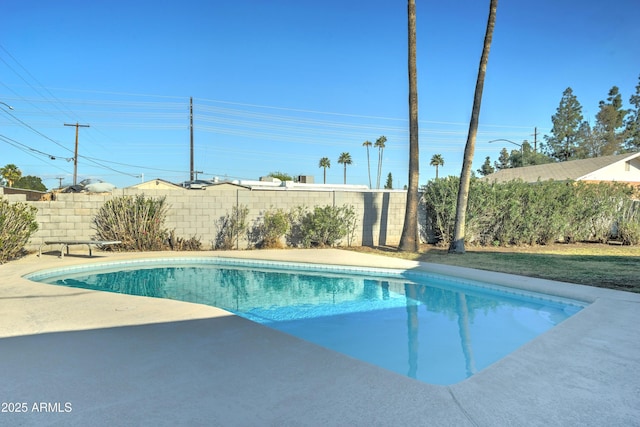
[{"x1": 11, "y1": 186, "x2": 410, "y2": 252}]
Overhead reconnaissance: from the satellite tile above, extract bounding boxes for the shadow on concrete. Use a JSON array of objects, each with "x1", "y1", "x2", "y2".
[{"x1": 0, "y1": 317, "x2": 463, "y2": 426}]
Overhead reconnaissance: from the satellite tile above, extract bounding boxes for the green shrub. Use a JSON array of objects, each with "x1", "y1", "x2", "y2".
[
  {"x1": 256, "y1": 207, "x2": 290, "y2": 248},
  {"x1": 0, "y1": 197, "x2": 38, "y2": 263},
  {"x1": 616, "y1": 200, "x2": 640, "y2": 245},
  {"x1": 290, "y1": 204, "x2": 356, "y2": 248},
  {"x1": 215, "y1": 205, "x2": 249, "y2": 250},
  {"x1": 93, "y1": 195, "x2": 170, "y2": 251},
  {"x1": 422, "y1": 176, "x2": 459, "y2": 245},
  {"x1": 422, "y1": 178, "x2": 638, "y2": 246}
]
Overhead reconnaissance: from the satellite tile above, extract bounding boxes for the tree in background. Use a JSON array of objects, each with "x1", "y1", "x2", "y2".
[
  {"x1": 449, "y1": 0, "x2": 498, "y2": 254},
  {"x1": 374, "y1": 135, "x2": 387, "y2": 189},
  {"x1": 574, "y1": 121, "x2": 600, "y2": 158},
  {"x1": 430, "y1": 154, "x2": 444, "y2": 179},
  {"x1": 384, "y1": 172, "x2": 393, "y2": 189},
  {"x1": 476, "y1": 156, "x2": 495, "y2": 176},
  {"x1": 15, "y1": 176, "x2": 47, "y2": 192},
  {"x1": 399, "y1": 0, "x2": 420, "y2": 252},
  {"x1": 267, "y1": 171, "x2": 293, "y2": 181},
  {"x1": 337, "y1": 152, "x2": 352, "y2": 184},
  {"x1": 594, "y1": 86, "x2": 627, "y2": 156},
  {"x1": 625, "y1": 75, "x2": 640, "y2": 150},
  {"x1": 318, "y1": 157, "x2": 331, "y2": 184},
  {"x1": 494, "y1": 148, "x2": 510, "y2": 170},
  {"x1": 362, "y1": 140, "x2": 373, "y2": 188},
  {"x1": 0, "y1": 164, "x2": 22, "y2": 188},
  {"x1": 543, "y1": 87, "x2": 584, "y2": 161}
]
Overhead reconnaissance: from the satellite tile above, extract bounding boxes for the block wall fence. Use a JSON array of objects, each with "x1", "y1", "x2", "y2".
[{"x1": 1, "y1": 186, "x2": 423, "y2": 252}]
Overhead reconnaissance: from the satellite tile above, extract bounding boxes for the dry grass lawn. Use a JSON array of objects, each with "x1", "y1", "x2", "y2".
[{"x1": 347, "y1": 243, "x2": 640, "y2": 293}]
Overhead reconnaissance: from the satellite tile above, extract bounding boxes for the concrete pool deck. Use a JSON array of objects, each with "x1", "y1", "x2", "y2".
[{"x1": 1, "y1": 248, "x2": 639, "y2": 426}]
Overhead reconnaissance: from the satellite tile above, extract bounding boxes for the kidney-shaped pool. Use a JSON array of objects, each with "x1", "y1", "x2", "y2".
[{"x1": 26, "y1": 257, "x2": 587, "y2": 385}]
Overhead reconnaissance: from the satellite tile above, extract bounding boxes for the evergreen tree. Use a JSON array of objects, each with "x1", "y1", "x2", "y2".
[
  {"x1": 575, "y1": 121, "x2": 601, "y2": 158},
  {"x1": 494, "y1": 148, "x2": 510, "y2": 169},
  {"x1": 476, "y1": 156, "x2": 495, "y2": 176},
  {"x1": 624, "y1": 75, "x2": 640, "y2": 150},
  {"x1": 14, "y1": 175, "x2": 47, "y2": 192},
  {"x1": 543, "y1": 87, "x2": 583, "y2": 161},
  {"x1": 594, "y1": 86, "x2": 626, "y2": 156},
  {"x1": 384, "y1": 172, "x2": 393, "y2": 189}
]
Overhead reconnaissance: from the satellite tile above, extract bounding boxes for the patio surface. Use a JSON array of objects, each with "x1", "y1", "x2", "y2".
[{"x1": 1, "y1": 249, "x2": 639, "y2": 426}]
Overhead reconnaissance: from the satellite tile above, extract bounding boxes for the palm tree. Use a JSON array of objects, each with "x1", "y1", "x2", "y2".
[
  {"x1": 362, "y1": 140, "x2": 373, "y2": 188},
  {"x1": 337, "y1": 152, "x2": 352, "y2": 184},
  {"x1": 449, "y1": 0, "x2": 498, "y2": 254},
  {"x1": 399, "y1": 0, "x2": 420, "y2": 253},
  {"x1": 430, "y1": 154, "x2": 444, "y2": 179},
  {"x1": 374, "y1": 135, "x2": 387, "y2": 189},
  {"x1": 0, "y1": 163, "x2": 22, "y2": 188},
  {"x1": 318, "y1": 157, "x2": 331, "y2": 184}
]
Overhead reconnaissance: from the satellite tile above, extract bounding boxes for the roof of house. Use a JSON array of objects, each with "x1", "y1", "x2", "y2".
[{"x1": 483, "y1": 152, "x2": 640, "y2": 183}]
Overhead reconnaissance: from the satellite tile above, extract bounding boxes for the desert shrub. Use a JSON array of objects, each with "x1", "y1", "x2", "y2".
[
  {"x1": 215, "y1": 205, "x2": 249, "y2": 250},
  {"x1": 168, "y1": 230, "x2": 202, "y2": 251},
  {"x1": 255, "y1": 207, "x2": 290, "y2": 248},
  {"x1": 290, "y1": 204, "x2": 356, "y2": 248},
  {"x1": 93, "y1": 195, "x2": 170, "y2": 251},
  {"x1": 0, "y1": 197, "x2": 38, "y2": 263}
]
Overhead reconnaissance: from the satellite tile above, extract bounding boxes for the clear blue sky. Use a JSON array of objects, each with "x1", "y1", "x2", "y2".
[{"x1": 1, "y1": 0, "x2": 639, "y2": 189}]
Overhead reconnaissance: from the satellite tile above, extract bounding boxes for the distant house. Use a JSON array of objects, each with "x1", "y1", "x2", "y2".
[
  {"x1": 483, "y1": 152, "x2": 640, "y2": 185},
  {"x1": 128, "y1": 179, "x2": 186, "y2": 190}
]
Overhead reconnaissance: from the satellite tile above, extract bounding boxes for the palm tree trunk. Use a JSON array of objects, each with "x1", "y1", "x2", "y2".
[
  {"x1": 399, "y1": 0, "x2": 420, "y2": 252},
  {"x1": 366, "y1": 147, "x2": 372, "y2": 189},
  {"x1": 343, "y1": 164, "x2": 347, "y2": 184},
  {"x1": 376, "y1": 149, "x2": 381, "y2": 189},
  {"x1": 449, "y1": 0, "x2": 498, "y2": 254},
  {"x1": 323, "y1": 167, "x2": 327, "y2": 184}
]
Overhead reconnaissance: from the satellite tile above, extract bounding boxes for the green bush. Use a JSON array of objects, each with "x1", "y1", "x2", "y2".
[
  {"x1": 255, "y1": 207, "x2": 290, "y2": 248},
  {"x1": 616, "y1": 200, "x2": 640, "y2": 245},
  {"x1": 215, "y1": 205, "x2": 249, "y2": 250},
  {"x1": 0, "y1": 197, "x2": 39, "y2": 263},
  {"x1": 289, "y1": 204, "x2": 356, "y2": 248},
  {"x1": 422, "y1": 178, "x2": 639, "y2": 246},
  {"x1": 93, "y1": 195, "x2": 170, "y2": 251}
]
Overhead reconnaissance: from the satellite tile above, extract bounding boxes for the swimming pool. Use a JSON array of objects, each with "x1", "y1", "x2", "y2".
[{"x1": 26, "y1": 258, "x2": 587, "y2": 385}]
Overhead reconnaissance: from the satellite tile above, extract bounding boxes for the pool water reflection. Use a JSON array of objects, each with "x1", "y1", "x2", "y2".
[{"x1": 34, "y1": 261, "x2": 584, "y2": 385}]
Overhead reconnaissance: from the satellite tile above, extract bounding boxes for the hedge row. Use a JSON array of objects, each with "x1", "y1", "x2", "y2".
[{"x1": 422, "y1": 178, "x2": 640, "y2": 246}]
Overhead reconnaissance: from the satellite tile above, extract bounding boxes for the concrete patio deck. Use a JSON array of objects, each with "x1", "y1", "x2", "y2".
[{"x1": 1, "y1": 249, "x2": 639, "y2": 426}]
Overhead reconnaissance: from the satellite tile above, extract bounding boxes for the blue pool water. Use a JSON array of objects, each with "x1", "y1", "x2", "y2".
[{"x1": 27, "y1": 258, "x2": 586, "y2": 385}]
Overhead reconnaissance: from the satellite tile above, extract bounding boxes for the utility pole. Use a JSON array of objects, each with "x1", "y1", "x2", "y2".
[
  {"x1": 190, "y1": 97, "x2": 194, "y2": 182},
  {"x1": 64, "y1": 122, "x2": 90, "y2": 186},
  {"x1": 532, "y1": 127, "x2": 539, "y2": 152}
]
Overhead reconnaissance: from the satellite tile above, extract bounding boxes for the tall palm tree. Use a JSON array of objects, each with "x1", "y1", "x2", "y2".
[
  {"x1": 362, "y1": 140, "x2": 373, "y2": 188},
  {"x1": 337, "y1": 152, "x2": 352, "y2": 184},
  {"x1": 0, "y1": 163, "x2": 22, "y2": 188},
  {"x1": 430, "y1": 154, "x2": 444, "y2": 179},
  {"x1": 318, "y1": 157, "x2": 331, "y2": 184},
  {"x1": 449, "y1": 0, "x2": 498, "y2": 254},
  {"x1": 399, "y1": 0, "x2": 420, "y2": 253},
  {"x1": 374, "y1": 135, "x2": 387, "y2": 189}
]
